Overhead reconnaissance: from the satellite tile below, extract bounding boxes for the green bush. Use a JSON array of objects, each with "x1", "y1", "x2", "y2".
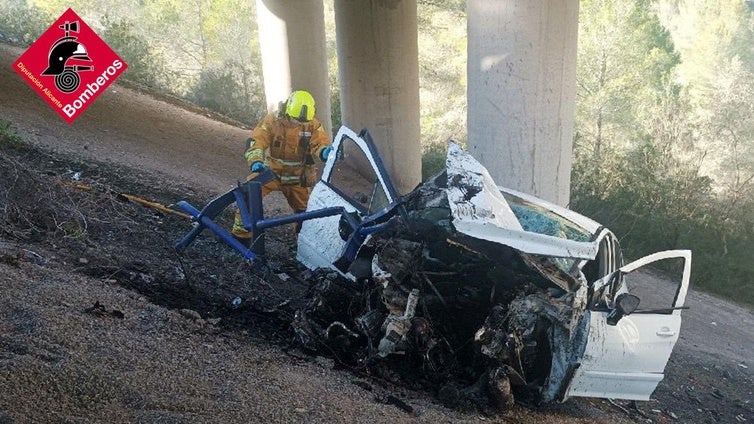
[
  {"x1": 0, "y1": 0, "x2": 51, "y2": 45},
  {"x1": 100, "y1": 16, "x2": 172, "y2": 89},
  {"x1": 329, "y1": 87, "x2": 342, "y2": 133},
  {"x1": 0, "y1": 121, "x2": 25, "y2": 149},
  {"x1": 188, "y1": 61, "x2": 265, "y2": 125},
  {"x1": 571, "y1": 141, "x2": 754, "y2": 306},
  {"x1": 421, "y1": 142, "x2": 447, "y2": 181}
]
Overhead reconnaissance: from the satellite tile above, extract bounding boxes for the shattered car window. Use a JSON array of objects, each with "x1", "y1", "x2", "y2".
[
  {"x1": 489, "y1": 192, "x2": 593, "y2": 274},
  {"x1": 545, "y1": 256, "x2": 579, "y2": 276},
  {"x1": 501, "y1": 193, "x2": 592, "y2": 242},
  {"x1": 326, "y1": 137, "x2": 390, "y2": 215}
]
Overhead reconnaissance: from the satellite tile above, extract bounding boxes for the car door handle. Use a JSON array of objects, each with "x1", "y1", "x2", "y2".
[{"x1": 656, "y1": 327, "x2": 676, "y2": 337}]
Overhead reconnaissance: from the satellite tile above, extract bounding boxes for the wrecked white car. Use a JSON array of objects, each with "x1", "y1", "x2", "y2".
[
  {"x1": 176, "y1": 126, "x2": 691, "y2": 410},
  {"x1": 297, "y1": 127, "x2": 691, "y2": 408}
]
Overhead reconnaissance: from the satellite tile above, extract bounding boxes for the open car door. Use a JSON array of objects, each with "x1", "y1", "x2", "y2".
[
  {"x1": 565, "y1": 250, "x2": 692, "y2": 401},
  {"x1": 297, "y1": 127, "x2": 398, "y2": 273}
]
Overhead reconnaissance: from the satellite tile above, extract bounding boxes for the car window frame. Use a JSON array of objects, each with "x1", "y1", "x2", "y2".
[{"x1": 319, "y1": 127, "x2": 399, "y2": 217}]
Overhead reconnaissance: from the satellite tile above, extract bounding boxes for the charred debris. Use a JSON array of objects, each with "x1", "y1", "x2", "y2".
[{"x1": 291, "y1": 170, "x2": 588, "y2": 412}]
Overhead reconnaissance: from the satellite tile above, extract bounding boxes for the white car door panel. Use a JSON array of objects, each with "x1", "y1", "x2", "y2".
[
  {"x1": 297, "y1": 127, "x2": 395, "y2": 274},
  {"x1": 296, "y1": 183, "x2": 355, "y2": 271},
  {"x1": 566, "y1": 250, "x2": 691, "y2": 401}
]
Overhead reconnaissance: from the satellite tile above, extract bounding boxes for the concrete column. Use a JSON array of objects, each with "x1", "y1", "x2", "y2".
[
  {"x1": 467, "y1": 0, "x2": 579, "y2": 206},
  {"x1": 256, "y1": 0, "x2": 331, "y2": 136},
  {"x1": 334, "y1": 0, "x2": 422, "y2": 194}
]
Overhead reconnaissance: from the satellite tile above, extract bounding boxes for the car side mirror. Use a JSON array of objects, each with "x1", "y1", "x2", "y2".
[
  {"x1": 606, "y1": 293, "x2": 640, "y2": 326},
  {"x1": 616, "y1": 293, "x2": 640, "y2": 314}
]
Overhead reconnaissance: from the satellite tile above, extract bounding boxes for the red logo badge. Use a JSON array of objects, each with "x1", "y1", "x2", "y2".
[{"x1": 12, "y1": 8, "x2": 128, "y2": 124}]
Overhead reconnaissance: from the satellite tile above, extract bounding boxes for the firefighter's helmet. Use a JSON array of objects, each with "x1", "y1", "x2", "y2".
[
  {"x1": 42, "y1": 39, "x2": 91, "y2": 75},
  {"x1": 285, "y1": 90, "x2": 316, "y2": 122}
]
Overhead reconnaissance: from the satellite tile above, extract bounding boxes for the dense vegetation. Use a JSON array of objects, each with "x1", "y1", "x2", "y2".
[
  {"x1": 573, "y1": 0, "x2": 754, "y2": 303},
  {"x1": 1, "y1": 0, "x2": 752, "y2": 303}
]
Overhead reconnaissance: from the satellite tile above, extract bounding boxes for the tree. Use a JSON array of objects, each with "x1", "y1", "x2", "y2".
[
  {"x1": 574, "y1": 0, "x2": 681, "y2": 196},
  {"x1": 574, "y1": 0, "x2": 754, "y2": 300},
  {"x1": 417, "y1": 0, "x2": 467, "y2": 178}
]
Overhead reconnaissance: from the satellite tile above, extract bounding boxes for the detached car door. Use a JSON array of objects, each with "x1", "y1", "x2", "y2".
[
  {"x1": 297, "y1": 127, "x2": 397, "y2": 273},
  {"x1": 566, "y1": 250, "x2": 692, "y2": 401}
]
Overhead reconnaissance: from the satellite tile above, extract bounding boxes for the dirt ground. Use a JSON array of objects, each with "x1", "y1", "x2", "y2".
[{"x1": 1, "y1": 42, "x2": 752, "y2": 423}]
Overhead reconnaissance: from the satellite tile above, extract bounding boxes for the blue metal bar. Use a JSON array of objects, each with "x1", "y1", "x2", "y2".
[
  {"x1": 359, "y1": 128, "x2": 401, "y2": 201},
  {"x1": 174, "y1": 161, "x2": 398, "y2": 270},
  {"x1": 256, "y1": 206, "x2": 346, "y2": 230},
  {"x1": 173, "y1": 200, "x2": 255, "y2": 261},
  {"x1": 233, "y1": 189, "x2": 252, "y2": 231},
  {"x1": 357, "y1": 219, "x2": 395, "y2": 237},
  {"x1": 196, "y1": 214, "x2": 256, "y2": 261},
  {"x1": 196, "y1": 190, "x2": 237, "y2": 219},
  {"x1": 173, "y1": 201, "x2": 204, "y2": 252},
  {"x1": 248, "y1": 181, "x2": 265, "y2": 256},
  {"x1": 175, "y1": 201, "x2": 200, "y2": 216},
  {"x1": 174, "y1": 170, "x2": 275, "y2": 253}
]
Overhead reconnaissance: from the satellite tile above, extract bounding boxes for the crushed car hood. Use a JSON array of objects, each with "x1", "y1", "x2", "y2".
[{"x1": 446, "y1": 142, "x2": 599, "y2": 261}]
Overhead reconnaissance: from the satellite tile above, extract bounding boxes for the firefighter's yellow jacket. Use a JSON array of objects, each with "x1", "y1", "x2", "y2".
[{"x1": 244, "y1": 113, "x2": 330, "y2": 185}]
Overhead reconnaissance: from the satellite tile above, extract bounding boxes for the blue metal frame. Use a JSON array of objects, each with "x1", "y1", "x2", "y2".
[
  {"x1": 173, "y1": 128, "x2": 405, "y2": 270},
  {"x1": 355, "y1": 128, "x2": 401, "y2": 202}
]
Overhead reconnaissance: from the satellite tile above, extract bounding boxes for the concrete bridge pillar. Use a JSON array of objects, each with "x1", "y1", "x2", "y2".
[
  {"x1": 256, "y1": 0, "x2": 332, "y2": 136},
  {"x1": 467, "y1": 0, "x2": 579, "y2": 206},
  {"x1": 334, "y1": 0, "x2": 422, "y2": 194}
]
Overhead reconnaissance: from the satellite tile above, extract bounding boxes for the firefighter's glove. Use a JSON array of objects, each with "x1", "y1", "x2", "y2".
[
  {"x1": 250, "y1": 161, "x2": 268, "y2": 173},
  {"x1": 320, "y1": 145, "x2": 342, "y2": 162}
]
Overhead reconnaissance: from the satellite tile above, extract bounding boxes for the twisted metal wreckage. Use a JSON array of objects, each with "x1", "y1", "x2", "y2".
[{"x1": 174, "y1": 127, "x2": 691, "y2": 410}]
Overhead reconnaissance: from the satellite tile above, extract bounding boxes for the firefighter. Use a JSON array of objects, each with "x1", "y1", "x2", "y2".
[{"x1": 232, "y1": 90, "x2": 334, "y2": 245}]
